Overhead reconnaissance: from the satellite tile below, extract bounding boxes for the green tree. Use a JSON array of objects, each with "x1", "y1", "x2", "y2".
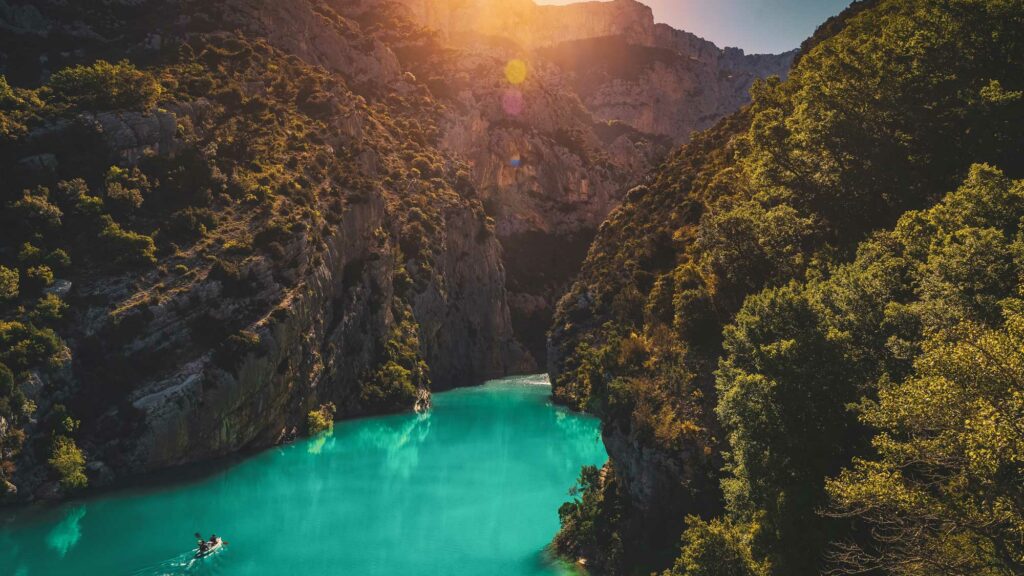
[
  {"x1": 48, "y1": 60, "x2": 161, "y2": 112},
  {"x1": 99, "y1": 216, "x2": 156, "y2": 266},
  {"x1": 828, "y1": 308, "x2": 1024, "y2": 575},
  {"x1": 103, "y1": 165, "x2": 150, "y2": 217},
  {"x1": 554, "y1": 464, "x2": 626, "y2": 574},
  {"x1": 716, "y1": 282, "x2": 862, "y2": 575},
  {"x1": 665, "y1": 517, "x2": 766, "y2": 576},
  {"x1": 307, "y1": 403, "x2": 336, "y2": 434},
  {"x1": 48, "y1": 436, "x2": 87, "y2": 490},
  {"x1": 0, "y1": 266, "x2": 18, "y2": 301}
]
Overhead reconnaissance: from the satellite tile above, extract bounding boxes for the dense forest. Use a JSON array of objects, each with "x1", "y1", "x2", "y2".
[{"x1": 549, "y1": 0, "x2": 1024, "y2": 574}]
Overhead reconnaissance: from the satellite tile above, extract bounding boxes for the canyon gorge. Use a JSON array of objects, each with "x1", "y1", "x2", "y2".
[
  {"x1": 6, "y1": 1, "x2": 1018, "y2": 575},
  {"x1": 0, "y1": 0, "x2": 789, "y2": 503}
]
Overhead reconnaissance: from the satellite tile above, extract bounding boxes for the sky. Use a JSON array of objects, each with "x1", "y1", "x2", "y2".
[{"x1": 535, "y1": 0, "x2": 853, "y2": 54}]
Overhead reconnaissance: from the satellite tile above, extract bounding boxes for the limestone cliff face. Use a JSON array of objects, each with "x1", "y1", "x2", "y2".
[
  {"x1": 0, "y1": 0, "x2": 528, "y2": 501},
  {"x1": 95, "y1": 189, "x2": 523, "y2": 474},
  {"x1": 395, "y1": 0, "x2": 794, "y2": 144},
  {"x1": 399, "y1": 0, "x2": 658, "y2": 50},
  {"x1": 384, "y1": 0, "x2": 792, "y2": 362}
]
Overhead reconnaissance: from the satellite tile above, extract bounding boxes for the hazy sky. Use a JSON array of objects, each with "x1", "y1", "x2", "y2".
[{"x1": 535, "y1": 0, "x2": 852, "y2": 54}]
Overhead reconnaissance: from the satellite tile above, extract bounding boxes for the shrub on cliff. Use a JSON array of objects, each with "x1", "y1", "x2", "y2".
[
  {"x1": 307, "y1": 403, "x2": 337, "y2": 435},
  {"x1": 31, "y1": 294, "x2": 68, "y2": 325},
  {"x1": 103, "y1": 166, "x2": 151, "y2": 218},
  {"x1": 361, "y1": 360, "x2": 419, "y2": 410},
  {"x1": 553, "y1": 464, "x2": 626, "y2": 574},
  {"x1": 0, "y1": 266, "x2": 18, "y2": 301},
  {"x1": 664, "y1": 518, "x2": 765, "y2": 576},
  {"x1": 99, "y1": 217, "x2": 156, "y2": 266},
  {"x1": 360, "y1": 306, "x2": 429, "y2": 412},
  {"x1": 47, "y1": 60, "x2": 161, "y2": 112},
  {"x1": 49, "y1": 436, "x2": 87, "y2": 490},
  {"x1": 0, "y1": 320, "x2": 62, "y2": 373}
]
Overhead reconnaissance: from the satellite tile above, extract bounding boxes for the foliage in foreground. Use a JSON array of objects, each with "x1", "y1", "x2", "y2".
[{"x1": 551, "y1": 0, "x2": 1024, "y2": 573}]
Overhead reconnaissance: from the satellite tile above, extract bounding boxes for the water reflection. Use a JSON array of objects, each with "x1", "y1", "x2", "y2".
[
  {"x1": 45, "y1": 504, "x2": 87, "y2": 557},
  {"x1": 306, "y1": 429, "x2": 335, "y2": 455},
  {"x1": 0, "y1": 376, "x2": 606, "y2": 576},
  {"x1": 552, "y1": 409, "x2": 602, "y2": 448},
  {"x1": 352, "y1": 411, "x2": 432, "y2": 478}
]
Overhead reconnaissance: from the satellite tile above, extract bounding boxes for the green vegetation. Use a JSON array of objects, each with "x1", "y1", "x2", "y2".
[
  {"x1": 554, "y1": 464, "x2": 626, "y2": 573},
  {"x1": 1, "y1": 0, "x2": 495, "y2": 499},
  {"x1": 47, "y1": 59, "x2": 161, "y2": 112},
  {"x1": 550, "y1": 0, "x2": 1024, "y2": 573},
  {"x1": 663, "y1": 517, "x2": 765, "y2": 576},
  {"x1": 360, "y1": 306, "x2": 429, "y2": 412},
  {"x1": 48, "y1": 436, "x2": 87, "y2": 490},
  {"x1": 307, "y1": 403, "x2": 337, "y2": 435}
]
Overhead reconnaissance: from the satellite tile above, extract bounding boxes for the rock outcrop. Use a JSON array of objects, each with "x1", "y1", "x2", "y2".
[
  {"x1": 384, "y1": 0, "x2": 793, "y2": 362},
  {"x1": 0, "y1": 0, "x2": 529, "y2": 501}
]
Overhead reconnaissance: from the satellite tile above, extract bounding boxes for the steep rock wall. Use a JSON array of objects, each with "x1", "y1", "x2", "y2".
[
  {"x1": 381, "y1": 0, "x2": 793, "y2": 363},
  {"x1": 0, "y1": 0, "x2": 528, "y2": 502}
]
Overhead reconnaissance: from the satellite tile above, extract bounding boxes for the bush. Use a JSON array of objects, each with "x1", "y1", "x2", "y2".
[
  {"x1": 31, "y1": 294, "x2": 68, "y2": 324},
  {"x1": 554, "y1": 464, "x2": 626, "y2": 573},
  {"x1": 23, "y1": 265, "x2": 54, "y2": 294},
  {"x1": 0, "y1": 266, "x2": 18, "y2": 300},
  {"x1": 10, "y1": 188, "x2": 62, "y2": 234},
  {"x1": 307, "y1": 402, "x2": 336, "y2": 434},
  {"x1": 0, "y1": 320, "x2": 62, "y2": 372},
  {"x1": 45, "y1": 249, "x2": 71, "y2": 269},
  {"x1": 361, "y1": 360, "x2": 419, "y2": 409},
  {"x1": 48, "y1": 60, "x2": 161, "y2": 112},
  {"x1": 99, "y1": 216, "x2": 156, "y2": 266},
  {"x1": 665, "y1": 518, "x2": 764, "y2": 576},
  {"x1": 104, "y1": 166, "x2": 150, "y2": 215},
  {"x1": 253, "y1": 219, "x2": 293, "y2": 251},
  {"x1": 0, "y1": 362, "x2": 26, "y2": 420},
  {"x1": 48, "y1": 436, "x2": 87, "y2": 490},
  {"x1": 164, "y1": 207, "x2": 216, "y2": 242},
  {"x1": 18, "y1": 243, "x2": 41, "y2": 263}
]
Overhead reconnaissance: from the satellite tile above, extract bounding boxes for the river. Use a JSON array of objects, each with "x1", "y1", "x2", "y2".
[{"x1": 0, "y1": 375, "x2": 607, "y2": 576}]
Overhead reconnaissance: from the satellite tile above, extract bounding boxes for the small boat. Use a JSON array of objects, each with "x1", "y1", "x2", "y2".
[{"x1": 194, "y1": 538, "x2": 224, "y2": 559}]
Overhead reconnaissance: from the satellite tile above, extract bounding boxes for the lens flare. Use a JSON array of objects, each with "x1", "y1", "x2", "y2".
[
  {"x1": 502, "y1": 89, "x2": 525, "y2": 117},
  {"x1": 504, "y1": 59, "x2": 527, "y2": 85}
]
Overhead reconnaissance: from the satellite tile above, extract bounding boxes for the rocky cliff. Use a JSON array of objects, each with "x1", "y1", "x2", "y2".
[
  {"x1": 381, "y1": 0, "x2": 794, "y2": 363},
  {"x1": 0, "y1": 0, "x2": 529, "y2": 501},
  {"x1": 0, "y1": 0, "x2": 791, "y2": 503}
]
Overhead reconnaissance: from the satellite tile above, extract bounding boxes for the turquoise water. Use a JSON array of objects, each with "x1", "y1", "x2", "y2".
[{"x1": 0, "y1": 375, "x2": 606, "y2": 576}]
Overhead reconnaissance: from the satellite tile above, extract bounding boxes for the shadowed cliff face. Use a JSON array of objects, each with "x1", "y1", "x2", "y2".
[
  {"x1": 380, "y1": 0, "x2": 793, "y2": 363},
  {"x1": 0, "y1": 0, "x2": 532, "y2": 501}
]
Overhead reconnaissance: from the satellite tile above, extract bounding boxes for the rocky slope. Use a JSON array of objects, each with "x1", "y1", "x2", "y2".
[
  {"x1": 0, "y1": 0, "x2": 529, "y2": 502},
  {"x1": 383, "y1": 0, "x2": 794, "y2": 362}
]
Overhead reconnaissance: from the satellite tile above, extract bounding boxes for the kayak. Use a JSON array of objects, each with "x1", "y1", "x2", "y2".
[{"x1": 194, "y1": 538, "x2": 224, "y2": 559}]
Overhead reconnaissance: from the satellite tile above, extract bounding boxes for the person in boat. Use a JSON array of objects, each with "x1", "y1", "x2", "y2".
[
  {"x1": 209, "y1": 534, "x2": 219, "y2": 546},
  {"x1": 195, "y1": 532, "x2": 208, "y2": 554}
]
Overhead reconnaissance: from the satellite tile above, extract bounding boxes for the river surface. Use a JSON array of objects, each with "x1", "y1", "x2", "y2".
[{"x1": 0, "y1": 375, "x2": 607, "y2": 576}]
